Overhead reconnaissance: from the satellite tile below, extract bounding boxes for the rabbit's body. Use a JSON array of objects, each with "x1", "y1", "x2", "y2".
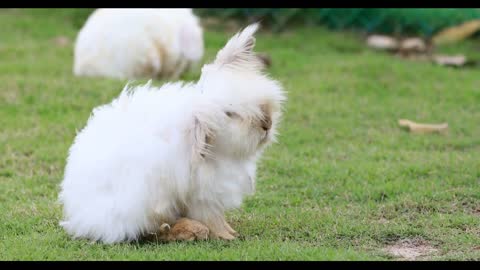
[
  {"x1": 60, "y1": 83, "x2": 256, "y2": 243},
  {"x1": 60, "y1": 24, "x2": 286, "y2": 243},
  {"x1": 73, "y1": 8, "x2": 203, "y2": 80}
]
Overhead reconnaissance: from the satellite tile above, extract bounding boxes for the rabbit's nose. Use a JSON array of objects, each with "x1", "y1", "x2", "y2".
[
  {"x1": 261, "y1": 117, "x2": 272, "y2": 131},
  {"x1": 259, "y1": 104, "x2": 272, "y2": 131}
]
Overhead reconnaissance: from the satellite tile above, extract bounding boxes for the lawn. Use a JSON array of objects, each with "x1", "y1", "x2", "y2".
[{"x1": 0, "y1": 9, "x2": 479, "y2": 260}]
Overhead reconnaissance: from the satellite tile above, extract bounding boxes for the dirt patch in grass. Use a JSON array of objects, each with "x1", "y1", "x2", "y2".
[{"x1": 384, "y1": 238, "x2": 438, "y2": 261}]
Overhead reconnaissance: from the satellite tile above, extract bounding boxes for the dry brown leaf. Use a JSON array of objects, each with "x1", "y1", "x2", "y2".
[
  {"x1": 398, "y1": 119, "x2": 448, "y2": 134},
  {"x1": 143, "y1": 218, "x2": 209, "y2": 242},
  {"x1": 367, "y1": 35, "x2": 399, "y2": 50},
  {"x1": 166, "y1": 218, "x2": 209, "y2": 241},
  {"x1": 400, "y1": 38, "x2": 427, "y2": 53},
  {"x1": 433, "y1": 54, "x2": 467, "y2": 67},
  {"x1": 432, "y1": 20, "x2": 480, "y2": 45}
]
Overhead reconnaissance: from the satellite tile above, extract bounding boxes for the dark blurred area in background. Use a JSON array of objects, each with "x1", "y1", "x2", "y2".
[{"x1": 24, "y1": 8, "x2": 480, "y2": 37}]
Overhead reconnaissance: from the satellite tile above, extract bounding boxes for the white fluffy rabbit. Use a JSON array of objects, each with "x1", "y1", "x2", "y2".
[
  {"x1": 59, "y1": 23, "x2": 286, "y2": 244},
  {"x1": 73, "y1": 8, "x2": 204, "y2": 80}
]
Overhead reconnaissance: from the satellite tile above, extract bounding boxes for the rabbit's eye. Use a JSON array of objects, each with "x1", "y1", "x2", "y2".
[{"x1": 225, "y1": 111, "x2": 242, "y2": 120}]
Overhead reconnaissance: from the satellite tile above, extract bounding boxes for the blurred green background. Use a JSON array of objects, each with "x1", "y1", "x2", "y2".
[{"x1": 30, "y1": 8, "x2": 480, "y2": 36}]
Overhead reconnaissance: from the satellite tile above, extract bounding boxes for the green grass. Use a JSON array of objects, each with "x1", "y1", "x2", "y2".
[{"x1": 1, "y1": 9, "x2": 479, "y2": 261}]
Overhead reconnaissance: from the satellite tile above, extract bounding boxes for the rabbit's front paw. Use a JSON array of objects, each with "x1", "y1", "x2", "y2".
[
  {"x1": 224, "y1": 220, "x2": 239, "y2": 237},
  {"x1": 210, "y1": 229, "x2": 236, "y2": 241}
]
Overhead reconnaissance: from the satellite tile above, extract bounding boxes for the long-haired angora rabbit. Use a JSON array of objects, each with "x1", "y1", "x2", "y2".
[
  {"x1": 59, "y1": 23, "x2": 286, "y2": 244},
  {"x1": 73, "y1": 8, "x2": 203, "y2": 80}
]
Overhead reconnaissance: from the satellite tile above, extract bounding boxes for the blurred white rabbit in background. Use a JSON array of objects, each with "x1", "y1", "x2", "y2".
[{"x1": 73, "y1": 8, "x2": 204, "y2": 80}]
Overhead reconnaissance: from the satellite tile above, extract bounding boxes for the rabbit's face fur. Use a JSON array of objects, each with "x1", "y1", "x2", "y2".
[
  {"x1": 217, "y1": 102, "x2": 274, "y2": 156},
  {"x1": 197, "y1": 71, "x2": 284, "y2": 161},
  {"x1": 193, "y1": 23, "x2": 285, "y2": 161}
]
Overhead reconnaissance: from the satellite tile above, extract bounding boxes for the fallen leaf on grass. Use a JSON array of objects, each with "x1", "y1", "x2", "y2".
[
  {"x1": 398, "y1": 119, "x2": 448, "y2": 134},
  {"x1": 433, "y1": 54, "x2": 467, "y2": 67},
  {"x1": 367, "y1": 35, "x2": 399, "y2": 51},
  {"x1": 432, "y1": 19, "x2": 480, "y2": 45},
  {"x1": 399, "y1": 37, "x2": 428, "y2": 53}
]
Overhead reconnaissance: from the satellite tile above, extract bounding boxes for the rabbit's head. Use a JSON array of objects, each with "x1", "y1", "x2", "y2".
[{"x1": 190, "y1": 23, "x2": 286, "y2": 161}]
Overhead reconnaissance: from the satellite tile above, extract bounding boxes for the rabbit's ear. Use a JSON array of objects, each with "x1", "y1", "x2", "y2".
[
  {"x1": 211, "y1": 23, "x2": 263, "y2": 72},
  {"x1": 190, "y1": 115, "x2": 214, "y2": 162}
]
